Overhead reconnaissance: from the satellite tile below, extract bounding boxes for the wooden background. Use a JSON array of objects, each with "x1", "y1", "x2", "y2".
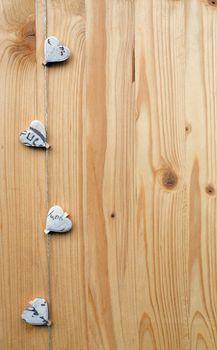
[{"x1": 0, "y1": 0, "x2": 217, "y2": 349}]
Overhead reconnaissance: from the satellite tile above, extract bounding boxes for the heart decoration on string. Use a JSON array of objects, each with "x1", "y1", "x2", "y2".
[
  {"x1": 44, "y1": 36, "x2": 70, "y2": 64},
  {"x1": 20, "y1": 120, "x2": 50, "y2": 149},
  {"x1": 21, "y1": 298, "x2": 51, "y2": 326},
  {"x1": 44, "y1": 205, "x2": 73, "y2": 234}
]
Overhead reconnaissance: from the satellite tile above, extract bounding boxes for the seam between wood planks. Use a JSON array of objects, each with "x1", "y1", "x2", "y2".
[{"x1": 42, "y1": 0, "x2": 52, "y2": 348}]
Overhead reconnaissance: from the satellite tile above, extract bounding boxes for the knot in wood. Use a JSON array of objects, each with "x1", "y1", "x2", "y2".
[
  {"x1": 208, "y1": 0, "x2": 217, "y2": 6},
  {"x1": 162, "y1": 171, "x2": 178, "y2": 190},
  {"x1": 10, "y1": 15, "x2": 36, "y2": 60},
  {"x1": 185, "y1": 122, "x2": 192, "y2": 135},
  {"x1": 18, "y1": 17, "x2": 36, "y2": 51},
  {"x1": 157, "y1": 168, "x2": 179, "y2": 191},
  {"x1": 205, "y1": 184, "x2": 216, "y2": 196}
]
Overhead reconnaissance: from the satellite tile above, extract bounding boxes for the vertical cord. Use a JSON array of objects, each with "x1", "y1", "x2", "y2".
[{"x1": 43, "y1": 1, "x2": 52, "y2": 349}]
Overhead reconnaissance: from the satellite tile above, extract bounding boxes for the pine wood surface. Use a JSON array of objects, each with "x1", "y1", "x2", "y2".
[
  {"x1": 0, "y1": 0, "x2": 217, "y2": 349},
  {"x1": 0, "y1": 0, "x2": 48, "y2": 349}
]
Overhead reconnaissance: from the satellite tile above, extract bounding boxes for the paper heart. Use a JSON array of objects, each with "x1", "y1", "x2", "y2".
[
  {"x1": 21, "y1": 297, "x2": 51, "y2": 326},
  {"x1": 44, "y1": 205, "x2": 73, "y2": 234},
  {"x1": 44, "y1": 36, "x2": 70, "y2": 64},
  {"x1": 20, "y1": 120, "x2": 49, "y2": 149}
]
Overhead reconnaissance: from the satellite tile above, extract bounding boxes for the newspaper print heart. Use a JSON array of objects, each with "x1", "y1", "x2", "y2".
[
  {"x1": 21, "y1": 297, "x2": 51, "y2": 326},
  {"x1": 44, "y1": 36, "x2": 70, "y2": 64},
  {"x1": 44, "y1": 205, "x2": 73, "y2": 234},
  {"x1": 20, "y1": 120, "x2": 49, "y2": 149}
]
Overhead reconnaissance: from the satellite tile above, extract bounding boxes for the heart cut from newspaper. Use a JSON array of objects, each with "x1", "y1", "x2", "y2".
[
  {"x1": 20, "y1": 120, "x2": 49, "y2": 149},
  {"x1": 21, "y1": 297, "x2": 51, "y2": 326},
  {"x1": 44, "y1": 205, "x2": 73, "y2": 234},
  {"x1": 44, "y1": 36, "x2": 70, "y2": 64}
]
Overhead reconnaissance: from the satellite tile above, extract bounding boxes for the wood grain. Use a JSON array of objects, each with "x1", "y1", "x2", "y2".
[
  {"x1": 86, "y1": 0, "x2": 136, "y2": 349},
  {"x1": 186, "y1": 1, "x2": 217, "y2": 348},
  {"x1": 46, "y1": 1, "x2": 87, "y2": 349},
  {"x1": 1, "y1": 0, "x2": 217, "y2": 349},
  {"x1": 135, "y1": 1, "x2": 188, "y2": 349},
  {"x1": 0, "y1": 0, "x2": 48, "y2": 349}
]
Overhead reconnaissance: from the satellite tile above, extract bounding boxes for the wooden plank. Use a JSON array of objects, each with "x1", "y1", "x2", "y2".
[
  {"x1": 46, "y1": 1, "x2": 87, "y2": 349},
  {"x1": 86, "y1": 1, "x2": 136, "y2": 349},
  {"x1": 186, "y1": 1, "x2": 217, "y2": 348},
  {"x1": 1, "y1": 1, "x2": 217, "y2": 349},
  {"x1": 135, "y1": 1, "x2": 189, "y2": 349},
  {"x1": 0, "y1": 0, "x2": 48, "y2": 349}
]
